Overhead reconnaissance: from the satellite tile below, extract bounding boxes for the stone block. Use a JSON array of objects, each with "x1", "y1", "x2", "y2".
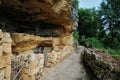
[
  {"x1": 48, "y1": 56, "x2": 57, "y2": 63},
  {"x1": 61, "y1": 37, "x2": 67, "y2": 45},
  {"x1": 4, "y1": 77, "x2": 10, "y2": 80},
  {"x1": 21, "y1": 74, "x2": 35, "y2": 80},
  {"x1": 53, "y1": 38, "x2": 60, "y2": 46},
  {"x1": 54, "y1": 46, "x2": 61, "y2": 52},
  {"x1": 2, "y1": 38, "x2": 12, "y2": 43},
  {"x1": 24, "y1": 62, "x2": 29, "y2": 69},
  {"x1": 66, "y1": 36, "x2": 74, "y2": 46},
  {"x1": 36, "y1": 54, "x2": 44, "y2": 60},
  {"x1": 27, "y1": 53, "x2": 36, "y2": 62},
  {"x1": 3, "y1": 55, "x2": 11, "y2": 67},
  {"x1": 2, "y1": 43, "x2": 11, "y2": 53},
  {"x1": 29, "y1": 58, "x2": 39, "y2": 70},
  {"x1": 39, "y1": 59, "x2": 44, "y2": 65},
  {"x1": 4, "y1": 66, "x2": 11, "y2": 79},
  {"x1": 22, "y1": 66, "x2": 39, "y2": 76},
  {"x1": 57, "y1": 52, "x2": 62, "y2": 56},
  {"x1": 0, "y1": 70, "x2": 4, "y2": 80},
  {"x1": 3, "y1": 33, "x2": 10, "y2": 38},
  {"x1": 0, "y1": 57, "x2": 5, "y2": 69}
]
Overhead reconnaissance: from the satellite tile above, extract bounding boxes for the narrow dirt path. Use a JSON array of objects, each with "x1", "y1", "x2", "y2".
[{"x1": 41, "y1": 47, "x2": 96, "y2": 80}]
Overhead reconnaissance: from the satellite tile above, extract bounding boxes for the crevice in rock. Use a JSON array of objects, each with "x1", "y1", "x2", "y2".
[{"x1": 19, "y1": 0, "x2": 25, "y2": 3}]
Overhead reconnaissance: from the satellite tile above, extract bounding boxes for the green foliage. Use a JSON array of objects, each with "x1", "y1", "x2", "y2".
[
  {"x1": 84, "y1": 37, "x2": 104, "y2": 49},
  {"x1": 105, "y1": 49, "x2": 120, "y2": 59},
  {"x1": 73, "y1": 30, "x2": 79, "y2": 40},
  {"x1": 98, "y1": 0, "x2": 120, "y2": 48},
  {"x1": 78, "y1": 8, "x2": 101, "y2": 38},
  {"x1": 77, "y1": 0, "x2": 120, "y2": 59},
  {"x1": 75, "y1": 0, "x2": 79, "y2": 8},
  {"x1": 73, "y1": 0, "x2": 79, "y2": 8}
]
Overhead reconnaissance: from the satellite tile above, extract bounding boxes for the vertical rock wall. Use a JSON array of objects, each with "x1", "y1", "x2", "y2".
[{"x1": 0, "y1": 29, "x2": 12, "y2": 80}]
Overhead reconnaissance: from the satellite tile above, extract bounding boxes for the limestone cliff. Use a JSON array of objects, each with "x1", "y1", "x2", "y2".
[
  {"x1": 0, "y1": 1, "x2": 77, "y2": 80},
  {"x1": 0, "y1": 0, "x2": 77, "y2": 53},
  {"x1": 0, "y1": 0, "x2": 77, "y2": 30}
]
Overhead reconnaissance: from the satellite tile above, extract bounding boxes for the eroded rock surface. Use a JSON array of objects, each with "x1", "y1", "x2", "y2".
[
  {"x1": 0, "y1": 0, "x2": 76, "y2": 28},
  {"x1": 0, "y1": 0, "x2": 78, "y2": 80},
  {"x1": 0, "y1": 29, "x2": 12, "y2": 80},
  {"x1": 83, "y1": 48, "x2": 120, "y2": 80}
]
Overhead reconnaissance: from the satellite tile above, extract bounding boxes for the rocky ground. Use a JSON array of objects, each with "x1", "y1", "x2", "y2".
[{"x1": 40, "y1": 46, "x2": 97, "y2": 80}]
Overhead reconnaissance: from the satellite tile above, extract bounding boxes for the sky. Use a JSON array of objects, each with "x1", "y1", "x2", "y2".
[{"x1": 78, "y1": 0, "x2": 103, "y2": 9}]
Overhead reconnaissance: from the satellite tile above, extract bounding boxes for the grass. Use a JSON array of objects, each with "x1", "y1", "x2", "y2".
[
  {"x1": 81, "y1": 37, "x2": 120, "y2": 59},
  {"x1": 105, "y1": 49, "x2": 120, "y2": 59}
]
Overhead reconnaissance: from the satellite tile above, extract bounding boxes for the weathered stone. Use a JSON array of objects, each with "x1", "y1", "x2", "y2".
[
  {"x1": 3, "y1": 55, "x2": 11, "y2": 67},
  {"x1": 2, "y1": 38, "x2": 12, "y2": 43},
  {"x1": 39, "y1": 59, "x2": 44, "y2": 66},
  {"x1": 0, "y1": 58, "x2": 5, "y2": 69},
  {"x1": 0, "y1": 29, "x2": 3, "y2": 39},
  {"x1": 0, "y1": 46, "x2": 3, "y2": 56},
  {"x1": 2, "y1": 43, "x2": 11, "y2": 53},
  {"x1": 12, "y1": 33, "x2": 53, "y2": 53},
  {"x1": 83, "y1": 48, "x2": 120, "y2": 80},
  {"x1": 4, "y1": 77, "x2": 10, "y2": 80},
  {"x1": 66, "y1": 36, "x2": 74, "y2": 46},
  {"x1": 3, "y1": 33, "x2": 10, "y2": 38},
  {"x1": 22, "y1": 66, "x2": 39, "y2": 76},
  {"x1": 29, "y1": 58, "x2": 39, "y2": 70},
  {"x1": 0, "y1": 70, "x2": 4, "y2": 80},
  {"x1": 0, "y1": 0, "x2": 74, "y2": 26},
  {"x1": 0, "y1": 1, "x2": 76, "y2": 80},
  {"x1": 54, "y1": 46, "x2": 61, "y2": 52},
  {"x1": 36, "y1": 54, "x2": 44, "y2": 67},
  {"x1": 53, "y1": 38, "x2": 61, "y2": 46},
  {"x1": 48, "y1": 53, "x2": 57, "y2": 63},
  {"x1": 4, "y1": 66, "x2": 11, "y2": 79},
  {"x1": 21, "y1": 74, "x2": 35, "y2": 80}
]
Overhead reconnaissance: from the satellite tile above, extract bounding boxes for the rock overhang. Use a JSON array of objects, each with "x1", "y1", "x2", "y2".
[{"x1": 0, "y1": 0, "x2": 75, "y2": 27}]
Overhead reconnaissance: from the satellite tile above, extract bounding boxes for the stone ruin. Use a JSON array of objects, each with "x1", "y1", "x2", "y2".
[{"x1": 0, "y1": 0, "x2": 78, "y2": 80}]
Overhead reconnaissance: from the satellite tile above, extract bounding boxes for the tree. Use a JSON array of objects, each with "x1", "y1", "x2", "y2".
[
  {"x1": 78, "y1": 8, "x2": 100, "y2": 38},
  {"x1": 99, "y1": 0, "x2": 120, "y2": 48}
]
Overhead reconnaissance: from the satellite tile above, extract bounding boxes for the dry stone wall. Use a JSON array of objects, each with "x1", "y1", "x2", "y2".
[
  {"x1": 11, "y1": 51, "x2": 44, "y2": 80},
  {"x1": 83, "y1": 48, "x2": 120, "y2": 80},
  {"x1": 0, "y1": 29, "x2": 12, "y2": 80},
  {"x1": 46, "y1": 46, "x2": 73, "y2": 67},
  {"x1": 0, "y1": 27, "x2": 74, "y2": 80}
]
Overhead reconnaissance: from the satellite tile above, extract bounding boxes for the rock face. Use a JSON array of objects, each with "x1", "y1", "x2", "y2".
[
  {"x1": 0, "y1": 0, "x2": 77, "y2": 80},
  {"x1": 83, "y1": 48, "x2": 120, "y2": 80},
  {"x1": 0, "y1": 0, "x2": 77, "y2": 30},
  {"x1": 0, "y1": 29, "x2": 12, "y2": 80}
]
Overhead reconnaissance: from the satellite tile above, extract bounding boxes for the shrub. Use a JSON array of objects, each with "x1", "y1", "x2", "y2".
[
  {"x1": 105, "y1": 49, "x2": 120, "y2": 59},
  {"x1": 84, "y1": 37, "x2": 104, "y2": 49},
  {"x1": 73, "y1": 30, "x2": 79, "y2": 40}
]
